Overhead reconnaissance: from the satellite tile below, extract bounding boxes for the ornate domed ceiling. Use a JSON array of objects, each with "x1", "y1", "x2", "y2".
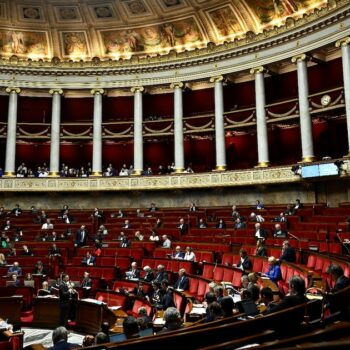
[{"x1": 0, "y1": 0, "x2": 330, "y2": 61}]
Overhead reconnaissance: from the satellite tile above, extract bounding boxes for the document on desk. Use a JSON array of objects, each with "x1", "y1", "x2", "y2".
[
  {"x1": 81, "y1": 298, "x2": 105, "y2": 305},
  {"x1": 191, "y1": 307, "x2": 206, "y2": 315},
  {"x1": 109, "y1": 306, "x2": 122, "y2": 310}
]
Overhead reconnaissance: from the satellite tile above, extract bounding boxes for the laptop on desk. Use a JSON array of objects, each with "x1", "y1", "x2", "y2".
[
  {"x1": 236, "y1": 300, "x2": 260, "y2": 317},
  {"x1": 24, "y1": 280, "x2": 35, "y2": 288}
]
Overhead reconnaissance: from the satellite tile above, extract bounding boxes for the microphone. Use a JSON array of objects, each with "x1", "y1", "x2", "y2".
[{"x1": 287, "y1": 232, "x2": 300, "y2": 241}]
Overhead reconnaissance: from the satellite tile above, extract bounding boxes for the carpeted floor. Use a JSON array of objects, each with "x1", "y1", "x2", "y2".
[{"x1": 22, "y1": 327, "x2": 85, "y2": 348}]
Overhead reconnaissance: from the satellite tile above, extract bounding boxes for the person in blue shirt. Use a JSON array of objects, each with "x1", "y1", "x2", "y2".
[{"x1": 264, "y1": 256, "x2": 282, "y2": 284}]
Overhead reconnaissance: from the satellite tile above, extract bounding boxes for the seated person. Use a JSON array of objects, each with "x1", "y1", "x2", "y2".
[
  {"x1": 48, "y1": 243, "x2": 61, "y2": 257},
  {"x1": 161, "y1": 235, "x2": 171, "y2": 249},
  {"x1": 183, "y1": 246, "x2": 196, "y2": 262},
  {"x1": 254, "y1": 223, "x2": 268, "y2": 241},
  {"x1": 81, "y1": 252, "x2": 96, "y2": 266},
  {"x1": 48, "y1": 326, "x2": 81, "y2": 350},
  {"x1": 134, "y1": 231, "x2": 144, "y2": 241},
  {"x1": 171, "y1": 246, "x2": 185, "y2": 260},
  {"x1": 81, "y1": 271, "x2": 92, "y2": 288},
  {"x1": 256, "y1": 200, "x2": 264, "y2": 210},
  {"x1": 216, "y1": 219, "x2": 227, "y2": 229},
  {"x1": 8, "y1": 273, "x2": 20, "y2": 287},
  {"x1": 153, "y1": 265, "x2": 168, "y2": 284},
  {"x1": 198, "y1": 218, "x2": 207, "y2": 229},
  {"x1": 148, "y1": 203, "x2": 158, "y2": 212},
  {"x1": 122, "y1": 220, "x2": 132, "y2": 229},
  {"x1": 11, "y1": 204, "x2": 22, "y2": 217},
  {"x1": 149, "y1": 231, "x2": 160, "y2": 242},
  {"x1": 142, "y1": 266, "x2": 155, "y2": 282},
  {"x1": 294, "y1": 198, "x2": 304, "y2": 211},
  {"x1": 264, "y1": 256, "x2": 282, "y2": 284},
  {"x1": 220, "y1": 296, "x2": 234, "y2": 318},
  {"x1": 160, "y1": 282, "x2": 176, "y2": 309},
  {"x1": 22, "y1": 245, "x2": 34, "y2": 256},
  {"x1": 158, "y1": 307, "x2": 183, "y2": 333},
  {"x1": 177, "y1": 218, "x2": 188, "y2": 235},
  {"x1": 41, "y1": 219, "x2": 54, "y2": 230},
  {"x1": 250, "y1": 212, "x2": 264, "y2": 223},
  {"x1": 125, "y1": 262, "x2": 140, "y2": 280},
  {"x1": 173, "y1": 268, "x2": 189, "y2": 291},
  {"x1": 0, "y1": 253, "x2": 7, "y2": 266},
  {"x1": 272, "y1": 223, "x2": 287, "y2": 238},
  {"x1": 37, "y1": 281, "x2": 52, "y2": 296},
  {"x1": 234, "y1": 218, "x2": 246, "y2": 229},
  {"x1": 132, "y1": 282, "x2": 149, "y2": 299},
  {"x1": 279, "y1": 240, "x2": 296, "y2": 263},
  {"x1": 265, "y1": 276, "x2": 308, "y2": 314},
  {"x1": 7, "y1": 262, "x2": 22, "y2": 277},
  {"x1": 233, "y1": 249, "x2": 252, "y2": 274},
  {"x1": 255, "y1": 239, "x2": 267, "y2": 257},
  {"x1": 284, "y1": 204, "x2": 295, "y2": 216},
  {"x1": 123, "y1": 316, "x2": 140, "y2": 340},
  {"x1": 328, "y1": 264, "x2": 350, "y2": 292},
  {"x1": 274, "y1": 212, "x2": 287, "y2": 222},
  {"x1": 0, "y1": 317, "x2": 13, "y2": 331},
  {"x1": 33, "y1": 260, "x2": 48, "y2": 275},
  {"x1": 136, "y1": 307, "x2": 152, "y2": 330},
  {"x1": 150, "y1": 281, "x2": 163, "y2": 306},
  {"x1": 259, "y1": 287, "x2": 277, "y2": 314},
  {"x1": 119, "y1": 234, "x2": 130, "y2": 248}
]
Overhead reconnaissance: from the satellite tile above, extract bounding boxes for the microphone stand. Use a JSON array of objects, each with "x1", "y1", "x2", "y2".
[{"x1": 287, "y1": 232, "x2": 301, "y2": 252}]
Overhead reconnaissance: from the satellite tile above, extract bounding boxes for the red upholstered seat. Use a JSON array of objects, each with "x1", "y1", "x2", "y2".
[
  {"x1": 128, "y1": 299, "x2": 153, "y2": 318},
  {"x1": 222, "y1": 268, "x2": 234, "y2": 283},
  {"x1": 231, "y1": 270, "x2": 242, "y2": 288},
  {"x1": 95, "y1": 292, "x2": 127, "y2": 309},
  {"x1": 307, "y1": 255, "x2": 317, "y2": 269},
  {"x1": 213, "y1": 266, "x2": 224, "y2": 282},
  {"x1": 188, "y1": 277, "x2": 199, "y2": 297},
  {"x1": 202, "y1": 264, "x2": 214, "y2": 280},
  {"x1": 196, "y1": 279, "x2": 208, "y2": 301}
]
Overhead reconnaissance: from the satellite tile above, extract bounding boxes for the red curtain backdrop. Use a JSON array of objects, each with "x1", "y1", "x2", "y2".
[
  {"x1": 144, "y1": 140, "x2": 173, "y2": 170},
  {"x1": 265, "y1": 71, "x2": 298, "y2": 104},
  {"x1": 16, "y1": 142, "x2": 50, "y2": 169},
  {"x1": 144, "y1": 93, "x2": 173, "y2": 119},
  {"x1": 183, "y1": 88, "x2": 214, "y2": 117},
  {"x1": 224, "y1": 81, "x2": 255, "y2": 109},
  {"x1": 103, "y1": 96, "x2": 134, "y2": 121},
  {"x1": 184, "y1": 137, "x2": 215, "y2": 172},
  {"x1": 61, "y1": 97, "x2": 93, "y2": 122},
  {"x1": 102, "y1": 141, "x2": 133, "y2": 171},
  {"x1": 0, "y1": 95, "x2": 9, "y2": 122},
  {"x1": 17, "y1": 96, "x2": 52, "y2": 123}
]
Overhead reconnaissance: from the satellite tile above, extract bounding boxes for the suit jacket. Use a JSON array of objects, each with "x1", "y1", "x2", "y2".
[
  {"x1": 254, "y1": 228, "x2": 268, "y2": 240},
  {"x1": 273, "y1": 229, "x2": 287, "y2": 238},
  {"x1": 280, "y1": 247, "x2": 296, "y2": 263},
  {"x1": 76, "y1": 229, "x2": 88, "y2": 246},
  {"x1": 237, "y1": 256, "x2": 252, "y2": 272},
  {"x1": 126, "y1": 268, "x2": 140, "y2": 280},
  {"x1": 82, "y1": 255, "x2": 96, "y2": 266},
  {"x1": 265, "y1": 294, "x2": 308, "y2": 314},
  {"x1": 59, "y1": 283, "x2": 71, "y2": 306},
  {"x1": 332, "y1": 275, "x2": 350, "y2": 292},
  {"x1": 174, "y1": 276, "x2": 189, "y2": 291},
  {"x1": 81, "y1": 277, "x2": 92, "y2": 288},
  {"x1": 178, "y1": 223, "x2": 188, "y2": 235},
  {"x1": 143, "y1": 271, "x2": 155, "y2": 282},
  {"x1": 173, "y1": 251, "x2": 185, "y2": 260},
  {"x1": 153, "y1": 271, "x2": 168, "y2": 283},
  {"x1": 216, "y1": 222, "x2": 227, "y2": 229}
]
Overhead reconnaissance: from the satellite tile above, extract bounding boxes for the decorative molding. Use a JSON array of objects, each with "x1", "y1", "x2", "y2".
[
  {"x1": 170, "y1": 82, "x2": 184, "y2": 89},
  {"x1": 49, "y1": 89, "x2": 63, "y2": 95},
  {"x1": 291, "y1": 53, "x2": 308, "y2": 63},
  {"x1": 250, "y1": 66, "x2": 266, "y2": 75},
  {"x1": 209, "y1": 75, "x2": 224, "y2": 83},
  {"x1": 90, "y1": 88, "x2": 104, "y2": 95},
  {"x1": 335, "y1": 36, "x2": 350, "y2": 47},
  {"x1": 0, "y1": 166, "x2": 307, "y2": 192},
  {"x1": 131, "y1": 86, "x2": 145, "y2": 93}
]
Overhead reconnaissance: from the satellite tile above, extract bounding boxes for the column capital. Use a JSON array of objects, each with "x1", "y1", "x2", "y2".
[
  {"x1": 170, "y1": 82, "x2": 184, "y2": 89},
  {"x1": 49, "y1": 89, "x2": 63, "y2": 95},
  {"x1": 131, "y1": 86, "x2": 144, "y2": 93},
  {"x1": 336, "y1": 37, "x2": 350, "y2": 48},
  {"x1": 5, "y1": 87, "x2": 21, "y2": 94},
  {"x1": 90, "y1": 88, "x2": 104, "y2": 95},
  {"x1": 250, "y1": 66, "x2": 266, "y2": 75},
  {"x1": 210, "y1": 75, "x2": 224, "y2": 83},
  {"x1": 291, "y1": 54, "x2": 309, "y2": 63}
]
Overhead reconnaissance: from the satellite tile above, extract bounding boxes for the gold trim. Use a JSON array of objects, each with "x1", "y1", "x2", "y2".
[
  {"x1": 250, "y1": 66, "x2": 266, "y2": 75},
  {"x1": 214, "y1": 165, "x2": 227, "y2": 171},
  {"x1": 170, "y1": 82, "x2": 184, "y2": 89},
  {"x1": 255, "y1": 162, "x2": 270, "y2": 168},
  {"x1": 49, "y1": 89, "x2": 63, "y2": 95},
  {"x1": 291, "y1": 54, "x2": 307, "y2": 63},
  {"x1": 4, "y1": 172, "x2": 15, "y2": 177},
  {"x1": 210, "y1": 76, "x2": 224, "y2": 83},
  {"x1": 299, "y1": 156, "x2": 316, "y2": 163},
  {"x1": 174, "y1": 168, "x2": 184, "y2": 173},
  {"x1": 132, "y1": 170, "x2": 142, "y2": 176},
  {"x1": 131, "y1": 87, "x2": 145, "y2": 93},
  {"x1": 91, "y1": 89, "x2": 104, "y2": 95},
  {"x1": 343, "y1": 152, "x2": 350, "y2": 158},
  {"x1": 91, "y1": 171, "x2": 102, "y2": 176},
  {"x1": 5, "y1": 87, "x2": 21, "y2": 94},
  {"x1": 336, "y1": 37, "x2": 350, "y2": 48},
  {"x1": 49, "y1": 172, "x2": 60, "y2": 177}
]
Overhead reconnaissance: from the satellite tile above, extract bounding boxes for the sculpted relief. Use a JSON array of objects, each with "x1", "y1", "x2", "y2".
[
  {"x1": 100, "y1": 17, "x2": 203, "y2": 56},
  {"x1": 62, "y1": 32, "x2": 88, "y2": 57}
]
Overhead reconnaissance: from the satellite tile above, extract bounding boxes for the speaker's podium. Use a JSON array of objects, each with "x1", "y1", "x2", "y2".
[{"x1": 75, "y1": 298, "x2": 117, "y2": 334}]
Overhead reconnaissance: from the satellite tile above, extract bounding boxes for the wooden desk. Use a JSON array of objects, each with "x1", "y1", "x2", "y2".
[
  {"x1": 32, "y1": 296, "x2": 61, "y2": 328},
  {"x1": 0, "y1": 296, "x2": 23, "y2": 326}
]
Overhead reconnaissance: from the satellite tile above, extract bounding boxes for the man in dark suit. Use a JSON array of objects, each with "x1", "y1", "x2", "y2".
[
  {"x1": 11, "y1": 204, "x2": 22, "y2": 217},
  {"x1": 279, "y1": 240, "x2": 296, "y2": 263},
  {"x1": 329, "y1": 264, "x2": 350, "y2": 292},
  {"x1": 49, "y1": 326, "x2": 80, "y2": 350},
  {"x1": 172, "y1": 246, "x2": 185, "y2": 260},
  {"x1": 254, "y1": 223, "x2": 268, "y2": 241},
  {"x1": 81, "y1": 271, "x2": 92, "y2": 288},
  {"x1": 75, "y1": 225, "x2": 88, "y2": 247},
  {"x1": 233, "y1": 249, "x2": 252, "y2": 274},
  {"x1": 294, "y1": 198, "x2": 304, "y2": 211},
  {"x1": 125, "y1": 262, "x2": 140, "y2": 280},
  {"x1": 59, "y1": 274, "x2": 74, "y2": 326},
  {"x1": 265, "y1": 276, "x2": 308, "y2": 314},
  {"x1": 178, "y1": 218, "x2": 188, "y2": 235},
  {"x1": 81, "y1": 252, "x2": 96, "y2": 266},
  {"x1": 122, "y1": 220, "x2": 132, "y2": 229},
  {"x1": 173, "y1": 268, "x2": 189, "y2": 291},
  {"x1": 153, "y1": 264, "x2": 168, "y2": 283},
  {"x1": 49, "y1": 243, "x2": 61, "y2": 257},
  {"x1": 272, "y1": 223, "x2": 287, "y2": 238}
]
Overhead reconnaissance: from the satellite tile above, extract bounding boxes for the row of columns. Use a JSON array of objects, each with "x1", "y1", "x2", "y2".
[{"x1": 4, "y1": 37, "x2": 350, "y2": 176}]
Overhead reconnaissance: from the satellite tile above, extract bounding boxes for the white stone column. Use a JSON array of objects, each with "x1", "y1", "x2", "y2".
[
  {"x1": 210, "y1": 76, "x2": 226, "y2": 170},
  {"x1": 91, "y1": 88, "x2": 104, "y2": 176},
  {"x1": 131, "y1": 87, "x2": 144, "y2": 175},
  {"x1": 250, "y1": 66, "x2": 269, "y2": 167},
  {"x1": 49, "y1": 89, "x2": 63, "y2": 176},
  {"x1": 171, "y1": 82, "x2": 184, "y2": 172},
  {"x1": 336, "y1": 37, "x2": 350, "y2": 156},
  {"x1": 4, "y1": 87, "x2": 21, "y2": 176},
  {"x1": 292, "y1": 54, "x2": 315, "y2": 162}
]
